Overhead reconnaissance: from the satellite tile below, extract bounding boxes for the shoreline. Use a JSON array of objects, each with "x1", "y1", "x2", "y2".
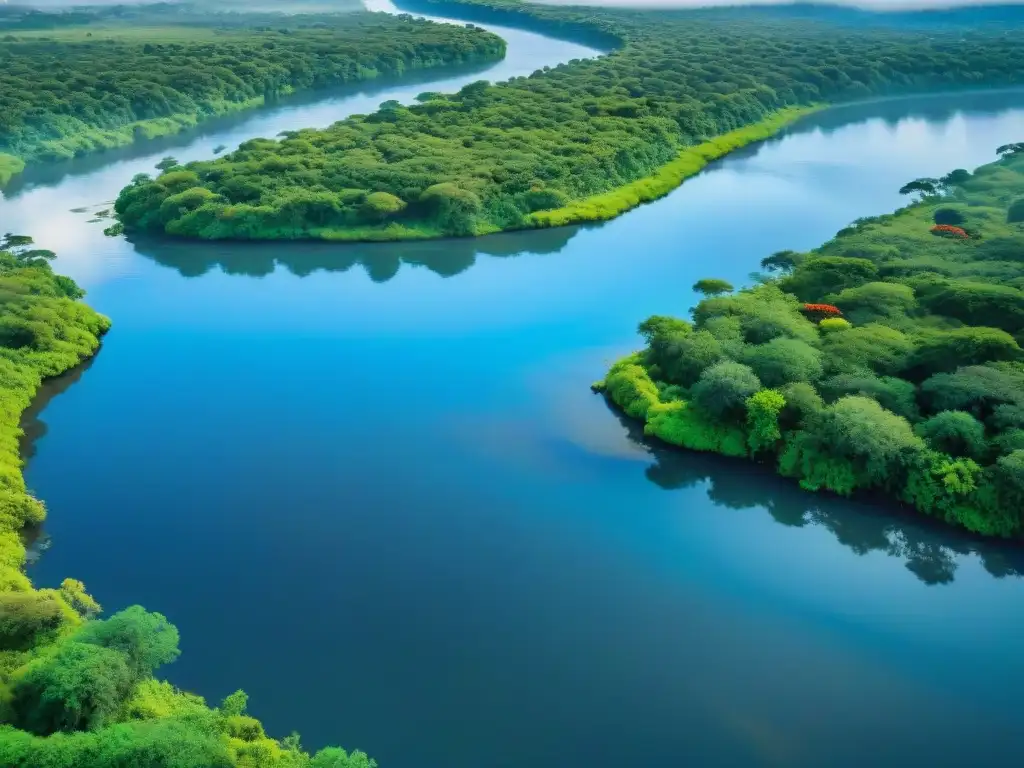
[
  {"x1": 0, "y1": 46, "x2": 506, "y2": 192},
  {"x1": 594, "y1": 147, "x2": 1024, "y2": 541}
]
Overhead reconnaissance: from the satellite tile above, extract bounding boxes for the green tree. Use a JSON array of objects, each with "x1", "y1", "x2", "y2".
[
  {"x1": 746, "y1": 389, "x2": 785, "y2": 453},
  {"x1": 692, "y1": 278, "x2": 734, "y2": 296},
  {"x1": 781, "y1": 256, "x2": 879, "y2": 301},
  {"x1": 741, "y1": 337, "x2": 823, "y2": 388},
  {"x1": 1007, "y1": 197, "x2": 1024, "y2": 223},
  {"x1": 691, "y1": 361, "x2": 762, "y2": 422},
  {"x1": 915, "y1": 411, "x2": 988, "y2": 459},
  {"x1": 75, "y1": 606, "x2": 180, "y2": 681},
  {"x1": 11, "y1": 642, "x2": 134, "y2": 734}
]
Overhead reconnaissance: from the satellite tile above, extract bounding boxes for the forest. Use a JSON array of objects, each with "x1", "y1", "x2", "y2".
[
  {"x1": 0, "y1": 3, "x2": 505, "y2": 183},
  {"x1": 0, "y1": 235, "x2": 374, "y2": 767},
  {"x1": 596, "y1": 146, "x2": 1024, "y2": 539},
  {"x1": 114, "y1": 0, "x2": 1024, "y2": 241}
]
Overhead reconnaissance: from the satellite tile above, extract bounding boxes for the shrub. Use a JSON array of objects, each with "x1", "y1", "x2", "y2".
[
  {"x1": 930, "y1": 224, "x2": 969, "y2": 239},
  {"x1": 1007, "y1": 197, "x2": 1024, "y2": 223},
  {"x1": 933, "y1": 207, "x2": 966, "y2": 226}
]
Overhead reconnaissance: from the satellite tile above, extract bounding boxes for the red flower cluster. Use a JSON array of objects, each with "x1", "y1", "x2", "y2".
[
  {"x1": 931, "y1": 224, "x2": 969, "y2": 238},
  {"x1": 802, "y1": 303, "x2": 842, "y2": 315}
]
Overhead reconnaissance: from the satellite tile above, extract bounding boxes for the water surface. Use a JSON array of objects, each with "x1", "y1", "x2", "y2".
[{"x1": 3, "y1": 10, "x2": 1024, "y2": 767}]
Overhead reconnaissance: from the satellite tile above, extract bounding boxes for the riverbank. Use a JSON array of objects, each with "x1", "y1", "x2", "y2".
[
  {"x1": 113, "y1": 0, "x2": 1024, "y2": 242},
  {"x1": 262, "y1": 107, "x2": 817, "y2": 243},
  {"x1": 595, "y1": 147, "x2": 1024, "y2": 539},
  {"x1": 0, "y1": 238, "x2": 376, "y2": 764},
  {"x1": 525, "y1": 107, "x2": 819, "y2": 229},
  {"x1": 0, "y1": 9, "x2": 506, "y2": 190}
]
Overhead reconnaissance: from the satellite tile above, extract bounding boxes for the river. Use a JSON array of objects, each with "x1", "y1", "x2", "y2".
[{"x1": 3, "y1": 3, "x2": 1024, "y2": 766}]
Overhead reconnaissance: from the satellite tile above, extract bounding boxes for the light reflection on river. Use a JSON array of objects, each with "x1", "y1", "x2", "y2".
[{"x1": 2, "y1": 6, "x2": 1024, "y2": 767}]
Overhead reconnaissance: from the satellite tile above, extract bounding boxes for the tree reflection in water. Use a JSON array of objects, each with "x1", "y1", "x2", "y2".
[
  {"x1": 607, "y1": 401, "x2": 1024, "y2": 586},
  {"x1": 130, "y1": 224, "x2": 580, "y2": 282}
]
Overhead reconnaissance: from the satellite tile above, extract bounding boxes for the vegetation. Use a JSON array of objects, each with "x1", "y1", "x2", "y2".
[
  {"x1": 0, "y1": 236, "x2": 374, "y2": 766},
  {"x1": 115, "y1": 0, "x2": 1024, "y2": 241},
  {"x1": 596, "y1": 147, "x2": 1024, "y2": 539},
  {"x1": 0, "y1": 3, "x2": 505, "y2": 185}
]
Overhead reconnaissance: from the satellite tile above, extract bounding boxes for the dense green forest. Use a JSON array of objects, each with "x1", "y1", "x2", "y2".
[
  {"x1": 0, "y1": 3, "x2": 505, "y2": 184},
  {"x1": 114, "y1": 0, "x2": 1024, "y2": 241},
  {"x1": 0, "y1": 236, "x2": 374, "y2": 767},
  {"x1": 597, "y1": 146, "x2": 1024, "y2": 539}
]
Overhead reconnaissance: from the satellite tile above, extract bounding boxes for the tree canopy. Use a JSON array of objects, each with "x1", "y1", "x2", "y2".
[
  {"x1": 114, "y1": 0, "x2": 1024, "y2": 240},
  {"x1": 597, "y1": 147, "x2": 1024, "y2": 538}
]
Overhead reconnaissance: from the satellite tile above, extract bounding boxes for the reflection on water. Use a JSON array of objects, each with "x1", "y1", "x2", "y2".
[
  {"x1": 129, "y1": 225, "x2": 580, "y2": 281},
  {"x1": 608, "y1": 402, "x2": 1024, "y2": 587}
]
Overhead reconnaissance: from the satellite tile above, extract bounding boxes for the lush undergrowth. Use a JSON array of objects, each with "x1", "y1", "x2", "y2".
[
  {"x1": 0, "y1": 236, "x2": 374, "y2": 767},
  {"x1": 114, "y1": 0, "x2": 1024, "y2": 241},
  {"x1": 597, "y1": 146, "x2": 1024, "y2": 539},
  {"x1": 0, "y1": 4, "x2": 505, "y2": 186}
]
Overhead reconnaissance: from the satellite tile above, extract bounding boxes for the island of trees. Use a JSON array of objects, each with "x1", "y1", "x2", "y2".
[
  {"x1": 0, "y1": 3, "x2": 506, "y2": 186},
  {"x1": 113, "y1": 0, "x2": 1024, "y2": 241},
  {"x1": 596, "y1": 146, "x2": 1024, "y2": 539},
  {"x1": 0, "y1": 235, "x2": 374, "y2": 767}
]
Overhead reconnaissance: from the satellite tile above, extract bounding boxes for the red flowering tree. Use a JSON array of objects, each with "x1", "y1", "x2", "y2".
[
  {"x1": 931, "y1": 224, "x2": 969, "y2": 239},
  {"x1": 802, "y1": 303, "x2": 842, "y2": 318}
]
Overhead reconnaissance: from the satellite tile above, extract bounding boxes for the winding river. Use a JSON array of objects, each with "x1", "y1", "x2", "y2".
[{"x1": 4, "y1": 3, "x2": 1024, "y2": 766}]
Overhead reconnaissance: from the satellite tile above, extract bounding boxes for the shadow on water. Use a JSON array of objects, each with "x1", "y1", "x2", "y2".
[
  {"x1": 19, "y1": 354, "x2": 99, "y2": 565},
  {"x1": 129, "y1": 224, "x2": 581, "y2": 281},
  {"x1": 2, "y1": 57, "x2": 500, "y2": 198},
  {"x1": 604, "y1": 400, "x2": 1024, "y2": 586}
]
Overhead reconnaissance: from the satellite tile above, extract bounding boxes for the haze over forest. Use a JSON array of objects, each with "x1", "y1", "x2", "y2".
[{"x1": 5, "y1": 0, "x2": 1022, "y2": 10}]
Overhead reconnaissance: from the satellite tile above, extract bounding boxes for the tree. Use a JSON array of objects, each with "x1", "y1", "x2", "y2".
[
  {"x1": 786, "y1": 397, "x2": 925, "y2": 493},
  {"x1": 0, "y1": 593, "x2": 64, "y2": 651},
  {"x1": 915, "y1": 411, "x2": 987, "y2": 459},
  {"x1": 419, "y1": 183, "x2": 482, "y2": 236},
  {"x1": 819, "y1": 372, "x2": 919, "y2": 421},
  {"x1": 660, "y1": 329, "x2": 724, "y2": 386},
  {"x1": 746, "y1": 388, "x2": 785, "y2": 452},
  {"x1": 760, "y1": 250, "x2": 804, "y2": 274},
  {"x1": 933, "y1": 207, "x2": 965, "y2": 226},
  {"x1": 907, "y1": 327, "x2": 1021, "y2": 378},
  {"x1": 312, "y1": 747, "x2": 379, "y2": 768},
  {"x1": 898, "y1": 177, "x2": 939, "y2": 197},
  {"x1": 75, "y1": 606, "x2": 180, "y2": 682},
  {"x1": 820, "y1": 323, "x2": 916, "y2": 376},
  {"x1": 692, "y1": 278, "x2": 734, "y2": 297},
  {"x1": 154, "y1": 156, "x2": 179, "y2": 172},
  {"x1": 741, "y1": 337, "x2": 823, "y2": 388},
  {"x1": 691, "y1": 361, "x2": 762, "y2": 421},
  {"x1": 830, "y1": 281, "x2": 916, "y2": 323},
  {"x1": 921, "y1": 365, "x2": 1024, "y2": 422},
  {"x1": 11, "y1": 642, "x2": 133, "y2": 734},
  {"x1": 781, "y1": 256, "x2": 879, "y2": 301},
  {"x1": 996, "y1": 142, "x2": 1024, "y2": 156},
  {"x1": 1007, "y1": 197, "x2": 1024, "y2": 223},
  {"x1": 359, "y1": 192, "x2": 406, "y2": 223}
]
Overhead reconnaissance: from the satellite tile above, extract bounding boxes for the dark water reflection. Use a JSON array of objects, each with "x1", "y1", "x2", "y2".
[
  {"x1": 129, "y1": 225, "x2": 579, "y2": 281},
  {"x1": 609, "y1": 404, "x2": 1024, "y2": 587}
]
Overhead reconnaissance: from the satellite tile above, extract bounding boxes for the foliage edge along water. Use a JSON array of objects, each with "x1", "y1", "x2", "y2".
[
  {"x1": 0, "y1": 3, "x2": 507, "y2": 188},
  {"x1": 111, "y1": 0, "x2": 1024, "y2": 242},
  {"x1": 0, "y1": 4, "x2": 491, "y2": 768},
  {"x1": 3, "y1": 2, "x2": 1024, "y2": 767},
  {"x1": 596, "y1": 145, "x2": 1024, "y2": 540}
]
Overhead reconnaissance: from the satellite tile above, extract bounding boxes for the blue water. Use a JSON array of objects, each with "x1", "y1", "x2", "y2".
[{"x1": 3, "y1": 5, "x2": 1024, "y2": 766}]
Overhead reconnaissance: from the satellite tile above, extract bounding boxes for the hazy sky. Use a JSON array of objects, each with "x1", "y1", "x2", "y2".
[{"x1": 537, "y1": 0, "x2": 1021, "y2": 10}]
